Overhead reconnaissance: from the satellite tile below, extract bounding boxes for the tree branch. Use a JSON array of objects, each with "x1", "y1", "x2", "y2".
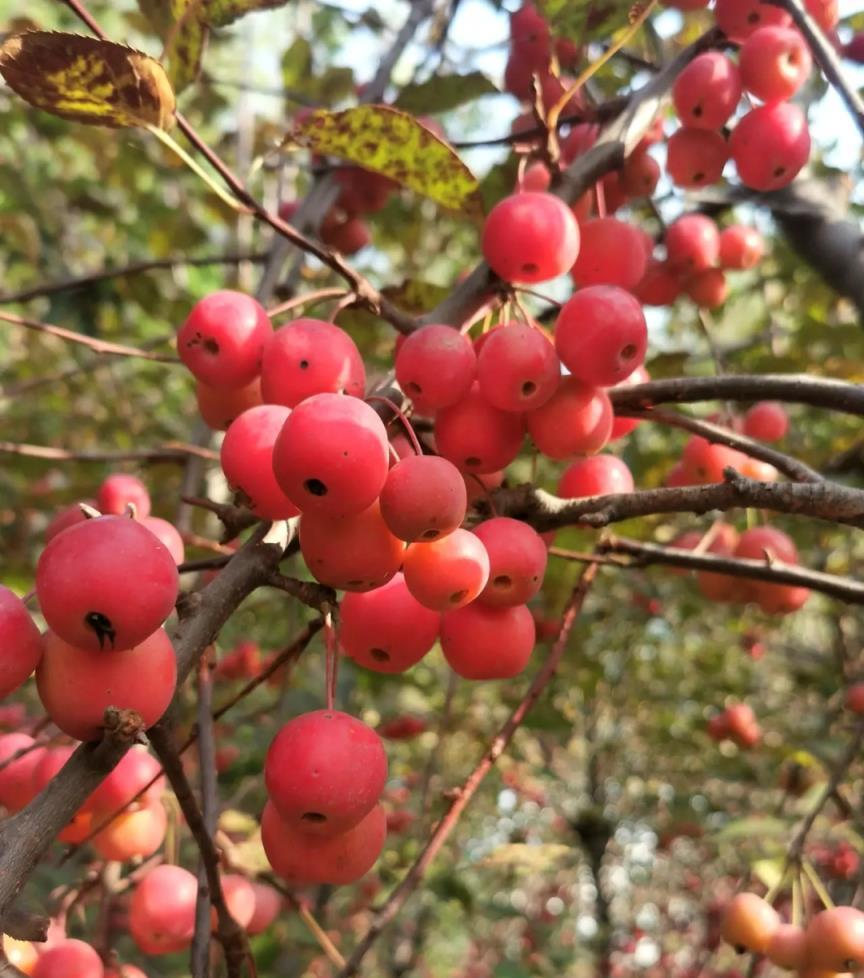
[
  {"x1": 0, "y1": 442, "x2": 218, "y2": 464},
  {"x1": 192, "y1": 657, "x2": 218, "y2": 978},
  {"x1": 335, "y1": 562, "x2": 599, "y2": 978}
]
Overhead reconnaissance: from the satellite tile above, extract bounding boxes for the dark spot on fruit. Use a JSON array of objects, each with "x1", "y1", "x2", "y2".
[
  {"x1": 346, "y1": 579, "x2": 364, "y2": 587},
  {"x1": 299, "y1": 359, "x2": 309, "y2": 369},
  {"x1": 420, "y1": 528, "x2": 440, "y2": 540},
  {"x1": 370, "y1": 648, "x2": 390, "y2": 662},
  {"x1": 493, "y1": 574, "x2": 512, "y2": 588},
  {"x1": 621, "y1": 343, "x2": 638, "y2": 360},
  {"x1": 302, "y1": 811, "x2": 327, "y2": 823},
  {"x1": 693, "y1": 170, "x2": 705, "y2": 182},
  {"x1": 747, "y1": 9, "x2": 759, "y2": 21},
  {"x1": 521, "y1": 380, "x2": 537, "y2": 396},
  {"x1": 693, "y1": 105, "x2": 703, "y2": 118},
  {"x1": 773, "y1": 165, "x2": 786, "y2": 178},
  {"x1": 203, "y1": 338, "x2": 219, "y2": 355},
  {"x1": 304, "y1": 478, "x2": 328, "y2": 496},
  {"x1": 406, "y1": 381, "x2": 422, "y2": 396},
  {"x1": 521, "y1": 262, "x2": 539, "y2": 275},
  {"x1": 85, "y1": 611, "x2": 116, "y2": 650},
  {"x1": 449, "y1": 589, "x2": 467, "y2": 604},
  {"x1": 734, "y1": 945, "x2": 746, "y2": 955},
  {"x1": 465, "y1": 456, "x2": 482, "y2": 467}
]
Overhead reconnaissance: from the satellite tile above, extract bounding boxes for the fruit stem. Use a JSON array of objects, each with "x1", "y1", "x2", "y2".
[
  {"x1": 792, "y1": 870, "x2": 803, "y2": 927},
  {"x1": 801, "y1": 859, "x2": 835, "y2": 909},
  {"x1": 324, "y1": 611, "x2": 338, "y2": 712},
  {"x1": 365, "y1": 394, "x2": 424, "y2": 457}
]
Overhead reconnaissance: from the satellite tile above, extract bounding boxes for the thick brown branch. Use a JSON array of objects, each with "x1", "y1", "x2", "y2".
[
  {"x1": 0, "y1": 442, "x2": 218, "y2": 464},
  {"x1": 623, "y1": 407, "x2": 823, "y2": 484},
  {"x1": 551, "y1": 536, "x2": 864, "y2": 604},
  {"x1": 0, "y1": 310, "x2": 178, "y2": 363},
  {"x1": 335, "y1": 563, "x2": 598, "y2": 978},
  {"x1": 490, "y1": 470, "x2": 864, "y2": 531},
  {"x1": 611, "y1": 374, "x2": 864, "y2": 417},
  {"x1": 266, "y1": 573, "x2": 337, "y2": 613}
]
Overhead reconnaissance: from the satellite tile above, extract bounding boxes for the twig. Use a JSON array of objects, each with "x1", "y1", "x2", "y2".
[
  {"x1": 0, "y1": 252, "x2": 268, "y2": 305},
  {"x1": 334, "y1": 562, "x2": 599, "y2": 978},
  {"x1": 622, "y1": 407, "x2": 823, "y2": 484},
  {"x1": 550, "y1": 536, "x2": 864, "y2": 604},
  {"x1": 0, "y1": 310, "x2": 178, "y2": 363},
  {"x1": 265, "y1": 573, "x2": 337, "y2": 613},
  {"x1": 0, "y1": 442, "x2": 218, "y2": 464},
  {"x1": 192, "y1": 656, "x2": 218, "y2": 978}
]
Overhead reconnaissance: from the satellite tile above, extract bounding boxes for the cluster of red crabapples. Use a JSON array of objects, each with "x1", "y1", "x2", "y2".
[{"x1": 721, "y1": 893, "x2": 864, "y2": 976}]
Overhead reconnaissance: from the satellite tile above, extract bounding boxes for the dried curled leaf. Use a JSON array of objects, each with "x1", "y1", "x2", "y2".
[
  {"x1": 0, "y1": 32, "x2": 176, "y2": 129},
  {"x1": 287, "y1": 105, "x2": 482, "y2": 217}
]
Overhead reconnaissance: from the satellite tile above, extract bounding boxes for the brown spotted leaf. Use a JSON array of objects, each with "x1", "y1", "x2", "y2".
[
  {"x1": 0, "y1": 32, "x2": 175, "y2": 129},
  {"x1": 537, "y1": 0, "x2": 632, "y2": 41},
  {"x1": 287, "y1": 105, "x2": 482, "y2": 217},
  {"x1": 165, "y1": 0, "x2": 209, "y2": 92},
  {"x1": 201, "y1": 0, "x2": 292, "y2": 27}
]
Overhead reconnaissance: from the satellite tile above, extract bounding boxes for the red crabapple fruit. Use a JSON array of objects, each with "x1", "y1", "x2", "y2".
[
  {"x1": 681, "y1": 436, "x2": 748, "y2": 484},
  {"x1": 714, "y1": 0, "x2": 792, "y2": 41},
  {"x1": 633, "y1": 261, "x2": 682, "y2": 307},
  {"x1": 472, "y1": 517, "x2": 548, "y2": 608},
  {"x1": 767, "y1": 923, "x2": 808, "y2": 970},
  {"x1": 220, "y1": 404, "x2": 301, "y2": 521},
  {"x1": 739, "y1": 26, "x2": 812, "y2": 103},
  {"x1": 261, "y1": 318, "x2": 365, "y2": 406},
  {"x1": 558, "y1": 455, "x2": 635, "y2": 498},
  {"x1": 805, "y1": 907, "x2": 864, "y2": 973},
  {"x1": 37, "y1": 628, "x2": 177, "y2": 740},
  {"x1": 476, "y1": 323, "x2": 560, "y2": 413},
  {"x1": 685, "y1": 268, "x2": 728, "y2": 308},
  {"x1": 97, "y1": 473, "x2": 151, "y2": 518},
  {"x1": 743, "y1": 401, "x2": 788, "y2": 441},
  {"x1": 720, "y1": 893, "x2": 780, "y2": 953},
  {"x1": 665, "y1": 214, "x2": 720, "y2": 273},
  {"x1": 718, "y1": 225, "x2": 764, "y2": 270},
  {"x1": 265, "y1": 710, "x2": 387, "y2": 836},
  {"x1": 196, "y1": 376, "x2": 263, "y2": 430},
  {"x1": 247, "y1": 882, "x2": 282, "y2": 934},
  {"x1": 730, "y1": 102, "x2": 811, "y2": 191},
  {"x1": 526, "y1": 377, "x2": 613, "y2": 458},
  {"x1": 45, "y1": 500, "x2": 94, "y2": 543},
  {"x1": 402, "y1": 528, "x2": 490, "y2": 611},
  {"x1": 216, "y1": 875, "x2": 256, "y2": 931},
  {"x1": 440, "y1": 603, "x2": 536, "y2": 679},
  {"x1": 570, "y1": 218, "x2": 648, "y2": 291},
  {"x1": 32, "y1": 939, "x2": 104, "y2": 978},
  {"x1": 0, "y1": 587, "x2": 42, "y2": 701},
  {"x1": 340, "y1": 573, "x2": 440, "y2": 673},
  {"x1": 272, "y1": 393, "x2": 389, "y2": 517},
  {"x1": 88, "y1": 744, "x2": 164, "y2": 811},
  {"x1": 434, "y1": 384, "x2": 525, "y2": 473},
  {"x1": 395, "y1": 324, "x2": 476, "y2": 412},
  {"x1": 130, "y1": 864, "x2": 197, "y2": 955},
  {"x1": 482, "y1": 192, "x2": 580, "y2": 284},
  {"x1": 608, "y1": 365, "x2": 650, "y2": 440},
  {"x1": 379, "y1": 455, "x2": 467, "y2": 542},
  {"x1": 140, "y1": 517, "x2": 185, "y2": 565},
  {"x1": 555, "y1": 286, "x2": 647, "y2": 387},
  {"x1": 666, "y1": 128, "x2": 729, "y2": 188},
  {"x1": 620, "y1": 150, "x2": 661, "y2": 197},
  {"x1": 177, "y1": 290, "x2": 271, "y2": 389},
  {"x1": 262, "y1": 800, "x2": 387, "y2": 886},
  {"x1": 0, "y1": 733, "x2": 44, "y2": 811},
  {"x1": 36, "y1": 515, "x2": 179, "y2": 652},
  {"x1": 91, "y1": 799, "x2": 167, "y2": 862},
  {"x1": 672, "y1": 52, "x2": 742, "y2": 129}
]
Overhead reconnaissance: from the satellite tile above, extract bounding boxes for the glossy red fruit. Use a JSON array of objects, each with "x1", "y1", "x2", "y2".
[
  {"x1": 265, "y1": 710, "x2": 387, "y2": 836},
  {"x1": 88, "y1": 745, "x2": 164, "y2": 811},
  {"x1": 695, "y1": 523, "x2": 745, "y2": 602},
  {"x1": 666, "y1": 128, "x2": 729, "y2": 188},
  {"x1": 482, "y1": 192, "x2": 580, "y2": 284},
  {"x1": 476, "y1": 323, "x2": 560, "y2": 412},
  {"x1": 473, "y1": 518, "x2": 548, "y2": 608},
  {"x1": 379, "y1": 455, "x2": 467, "y2": 543},
  {"x1": 36, "y1": 515, "x2": 179, "y2": 652},
  {"x1": 321, "y1": 214, "x2": 371, "y2": 255},
  {"x1": 37, "y1": 628, "x2": 177, "y2": 741},
  {"x1": 247, "y1": 882, "x2": 282, "y2": 935},
  {"x1": 730, "y1": 102, "x2": 811, "y2": 191},
  {"x1": 571, "y1": 218, "x2": 647, "y2": 290},
  {"x1": 463, "y1": 469, "x2": 505, "y2": 505},
  {"x1": 555, "y1": 286, "x2": 647, "y2": 387},
  {"x1": 220, "y1": 404, "x2": 300, "y2": 521},
  {"x1": 714, "y1": 0, "x2": 792, "y2": 41},
  {"x1": 767, "y1": 923, "x2": 808, "y2": 970},
  {"x1": 378, "y1": 715, "x2": 427, "y2": 740},
  {"x1": 260, "y1": 318, "x2": 365, "y2": 406},
  {"x1": 97, "y1": 474, "x2": 151, "y2": 518},
  {"x1": 130, "y1": 864, "x2": 197, "y2": 955},
  {"x1": 91, "y1": 799, "x2": 167, "y2": 861},
  {"x1": 32, "y1": 939, "x2": 104, "y2": 978},
  {"x1": 608, "y1": 364, "x2": 650, "y2": 440},
  {"x1": 665, "y1": 214, "x2": 720, "y2": 273},
  {"x1": 0, "y1": 587, "x2": 42, "y2": 700},
  {"x1": 395, "y1": 324, "x2": 476, "y2": 412},
  {"x1": 44, "y1": 501, "x2": 94, "y2": 543},
  {"x1": 178, "y1": 290, "x2": 271, "y2": 389},
  {"x1": 633, "y1": 260, "x2": 682, "y2": 307},
  {"x1": 805, "y1": 0, "x2": 837, "y2": 30},
  {"x1": 196, "y1": 376, "x2": 263, "y2": 430},
  {"x1": 526, "y1": 377, "x2": 613, "y2": 458},
  {"x1": 0, "y1": 733, "x2": 44, "y2": 811},
  {"x1": 805, "y1": 907, "x2": 864, "y2": 972},
  {"x1": 735, "y1": 526, "x2": 798, "y2": 564},
  {"x1": 620, "y1": 149, "x2": 661, "y2": 197},
  {"x1": 510, "y1": 3, "x2": 551, "y2": 67},
  {"x1": 440, "y1": 603, "x2": 536, "y2": 679},
  {"x1": 846, "y1": 682, "x2": 864, "y2": 715},
  {"x1": 558, "y1": 455, "x2": 634, "y2": 498},
  {"x1": 402, "y1": 528, "x2": 490, "y2": 611},
  {"x1": 520, "y1": 161, "x2": 552, "y2": 193},
  {"x1": 334, "y1": 167, "x2": 395, "y2": 215},
  {"x1": 743, "y1": 401, "x2": 788, "y2": 441},
  {"x1": 272, "y1": 393, "x2": 389, "y2": 517},
  {"x1": 720, "y1": 893, "x2": 780, "y2": 952},
  {"x1": 434, "y1": 384, "x2": 525, "y2": 473},
  {"x1": 140, "y1": 517, "x2": 185, "y2": 565},
  {"x1": 299, "y1": 500, "x2": 405, "y2": 592},
  {"x1": 685, "y1": 268, "x2": 728, "y2": 308},
  {"x1": 681, "y1": 436, "x2": 747, "y2": 483},
  {"x1": 740, "y1": 26, "x2": 812, "y2": 103},
  {"x1": 262, "y1": 800, "x2": 387, "y2": 886},
  {"x1": 216, "y1": 874, "x2": 256, "y2": 931},
  {"x1": 340, "y1": 574, "x2": 440, "y2": 673},
  {"x1": 719, "y1": 225, "x2": 764, "y2": 270},
  {"x1": 672, "y1": 52, "x2": 742, "y2": 129}
]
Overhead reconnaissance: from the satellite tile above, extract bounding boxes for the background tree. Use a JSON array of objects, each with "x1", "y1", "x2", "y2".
[{"x1": 0, "y1": 1, "x2": 863, "y2": 977}]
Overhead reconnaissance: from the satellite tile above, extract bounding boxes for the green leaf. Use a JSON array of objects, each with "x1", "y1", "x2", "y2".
[
  {"x1": 752, "y1": 857, "x2": 786, "y2": 891},
  {"x1": 536, "y1": 0, "x2": 632, "y2": 41},
  {"x1": 0, "y1": 32, "x2": 176, "y2": 130},
  {"x1": 287, "y1": 105, "x2": 483, "y2": 216},
  {"x1": 394, "y1": 71, "x2": 498, "y2": 115},
  {"x1": 716, "y1": 817, "x2": 788, "y2": 841},
  {"x1": 281, "y1": 37, "x2": 312, "y2": 89},
  {"x1": 165, "y1": 0, "x2": 209, "y2": 93},
  {"x1": 202, "y1": 0, "x2": 292, "y2": 27}
]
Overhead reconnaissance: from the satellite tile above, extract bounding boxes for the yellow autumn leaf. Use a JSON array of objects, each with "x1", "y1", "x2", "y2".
[
  {"x1": 287, "y1": 105, "x2": 483, "y2": 218},
  {"x1": 0, "y1": 32, "x2": 175, "y2": 130}
]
